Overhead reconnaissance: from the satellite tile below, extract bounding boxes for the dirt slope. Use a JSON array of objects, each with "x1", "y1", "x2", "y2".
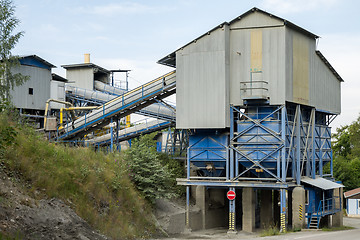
[{"x1": 0, "y1": 164, "x2": 109, "y2": 240}]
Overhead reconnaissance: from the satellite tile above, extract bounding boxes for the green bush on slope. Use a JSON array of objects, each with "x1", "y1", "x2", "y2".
[{"x1": 0, "y1": 111, "x2": 156, "y2": 239}]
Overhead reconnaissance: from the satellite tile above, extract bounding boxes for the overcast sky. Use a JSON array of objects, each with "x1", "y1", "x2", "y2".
[{"x1": 12, "y1": 0, "x2": 360, "y2": 130}]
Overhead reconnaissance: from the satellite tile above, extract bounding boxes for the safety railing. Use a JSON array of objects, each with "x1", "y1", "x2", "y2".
[
  {"x1": 59, "y1": 71, "x2": 176, "y2": 139},
  {"x1": 240, "y1": 80, "x2": 269, "y2": 100}
]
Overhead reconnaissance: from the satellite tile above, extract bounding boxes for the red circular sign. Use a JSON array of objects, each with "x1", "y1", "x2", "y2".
[{"x1": 227, "y1": 190, "x2": 236, "y2": 200}]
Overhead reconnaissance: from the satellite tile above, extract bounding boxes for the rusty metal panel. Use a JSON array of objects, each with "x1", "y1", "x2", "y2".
[{"x1": 292, "y1": 30, "x2": 310, "y2": 105}]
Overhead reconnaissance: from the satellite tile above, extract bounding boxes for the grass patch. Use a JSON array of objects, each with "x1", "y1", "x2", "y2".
[
  {"x1": 322, "y1": 226, "x2": 354, "y2": 231},
  {"x1": 0, "y1": 112, "x2": 156, "y2": 239},
  {"x1": 260, "y1": 226, "x2": 281, "y2": 237}
]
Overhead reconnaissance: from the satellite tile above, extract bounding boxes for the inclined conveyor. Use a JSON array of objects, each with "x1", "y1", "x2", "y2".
[{"x1": 58, "y1": 71, "x2": 176, "y2": 140}]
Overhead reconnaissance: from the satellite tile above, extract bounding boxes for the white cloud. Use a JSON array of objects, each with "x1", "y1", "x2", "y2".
[
  {"x1": 77, "y1": 2, "x2": 174, "y2": 16},
  {"x1": 260, "y1": 0, "x2": 339, "y2": 14}
]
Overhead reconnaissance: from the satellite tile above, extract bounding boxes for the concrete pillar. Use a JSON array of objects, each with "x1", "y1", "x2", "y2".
[
  {"x1": 320, "y1": 215, "x2": 331, "y2": 228},
  {"x1": 242, "y1": 188, "x2": 255, "y2": 232},
  {"x1": 332, "y1": 187, "x2": 343, "y2": 227},
  {"x1": 292, "y1": 187, "x2": 306, "y2": 229},
  {"x1": 273, "y1": 190, "x2": 280, "y2": 227},
  {"x1": 260, "y1": 190, "x2": 273, "y2": 228},
  {"x1": 195, "y1": 186, "x2": 206, "y2": 229}
]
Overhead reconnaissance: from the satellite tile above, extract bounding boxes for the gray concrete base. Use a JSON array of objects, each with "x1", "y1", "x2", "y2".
[
  {"x1": 260, "y1": 190, "x2": 273, "y2": 228},
  {"x1": 292, "y1": 187, "x2": 305, "y2": 229},
  {"x1": 332, "y1": 187, "x2": 343, "y2": 227},
  {"x1": 242, "y1": 188, "x2": 255, "y2": 232}
]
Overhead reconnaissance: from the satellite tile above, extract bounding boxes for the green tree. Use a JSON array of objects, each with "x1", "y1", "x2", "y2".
[
  {"x1": 332, "y1": 116, "x2": 360, "y2": 191},
  {"x1": 124, "y1": 133, "x2": 178, "y2": 204},
  {"x1": 0, "y1": 0, "x2": 28, "y2": 102}
]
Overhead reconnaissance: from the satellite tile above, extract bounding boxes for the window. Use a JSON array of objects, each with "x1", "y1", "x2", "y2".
[{"x1": 28, "y1": 88, "x2": 33, "y2": 95}]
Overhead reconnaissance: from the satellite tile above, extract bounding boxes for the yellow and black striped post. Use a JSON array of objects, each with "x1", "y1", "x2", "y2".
[
  {"x1": 229, "y1": 212, "x2": 235, "y2": 231},
  {"x1": 280, "y1": 213, "x2": 286, "y2": 232},
  {"x1": 299, "y1": 204, "x2": 303, "y2": 221}
]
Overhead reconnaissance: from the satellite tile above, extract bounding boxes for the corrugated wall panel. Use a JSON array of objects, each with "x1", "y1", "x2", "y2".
[
  {"x1": 263, "y1": 27, "x2": 286, "y2": 105},
  {"x1": 292, "y1": 30, "x2": 310, "y2": 105},
  {"x1": 50, "y1": 80, "x2": 65, "y2": 109},
  {"x1": 176, "y1": 27, "x2": 229, "y2": 129},
  {"x1": 230, "y1": 26, "x2": 286, "y2": 106},
  {"x1": 230, "y1": 11, "x2": 283, "y2": 29},
  {"x1": 10, "y1": 65, "x2": 51, "y2": 110},
  {"x1": 66, "y1": 68, "x2": 94, "y2": 90},
  {"x1": 229, "y1": 29, "x2": 250, "y2": 106},
  {"x1": 311, "y1": 54, "x2": 341, "y2": 114}
]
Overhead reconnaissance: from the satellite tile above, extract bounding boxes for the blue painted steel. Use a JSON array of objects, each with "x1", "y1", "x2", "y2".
[
  {"x1": 59, "y1": 72, "x2": 176, "y2": 140},
  {"x1": 231, "y1": 106, "x2": 284, "y2": 180},
  {"x1": 228, "y1": 104, "x2": 333, "y2": 183},
  {"x1": 296, "y1": 105, "x2": 301, "y2": 184},
  {"x1": 305, "y1": 187, "x2": 340, "y2": 228},
  {"x1": 228, "y1": 187, "x2": 236, "y2": 231},
  {"x1": 94, "y1": 121, "x2": 173, "y2": 146},
  {"x1": 156, "y1": 142, "x2": 162, "y2": 152},
  {"x1": 59, "y1": 86, "x2": 172, "y2": 140},
  {"x1": 188, "y1": 130, "x2": 228, "y2": 178},
  {"x1": 19, "y1": 57, "x2": 52, "y2": 70}
]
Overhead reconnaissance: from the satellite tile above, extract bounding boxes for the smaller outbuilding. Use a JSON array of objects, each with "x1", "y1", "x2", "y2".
[{"x1": 344, "y1": 187, "x2": 360, "y2": 217}]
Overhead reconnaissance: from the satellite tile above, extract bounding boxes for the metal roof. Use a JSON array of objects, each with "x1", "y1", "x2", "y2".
[
  {"x1": 301, "y1": 177, "x2": 344, "y2": 190},
  {"x1": 19, "y1": 54, "x2": 56, "y2": 68},
  {"x1": 316, "y1": 50, "x2": 344, "y2": 82},
  {"x1": 61, "y1": 63, "x2": 110, "y2": 74},
  {"x1": 51, "y1": 73, "x2": 68, "y2": 82},
  {"x1": 344, "y1": 187, "x2": 360, "y2": 199},
  {"x1": 157, "y1": 7, "x2": 319, "y2": 68}
]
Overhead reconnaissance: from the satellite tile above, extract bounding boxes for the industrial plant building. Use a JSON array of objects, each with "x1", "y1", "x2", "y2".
[{"x1": 8, "y1": 7, "x2": 344, "y2": 233}]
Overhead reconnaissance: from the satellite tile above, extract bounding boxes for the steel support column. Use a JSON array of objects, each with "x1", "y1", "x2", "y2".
[
  {"x1": 186, "y1": 186, "x2": 190, "y2": 229},
  {"x1": 228, "y1": 187, "x2": 236, "y2": 232},
  {"x1": 280, "y1": 189, "x2": 287, "y2": 232},
  {"x1": 110, "y1": 118, "x2": 113, "y2": 152},
  {"x1": 296, "y1": 105, "x2": 301, "y2": 185}
]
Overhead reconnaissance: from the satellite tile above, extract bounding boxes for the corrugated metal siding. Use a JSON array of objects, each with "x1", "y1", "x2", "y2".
[
  {"x1": 292, "y1": 30, "x2": 310, "y2": 105},
  {"x1": 311, "y1": 53, "x2": 341, "y2": 114},
  {"x1": 10, "y1": 65, "x2": 51, "y2": 110},
  {"x1": 262, "y1": 27, "x2": 286, "y2": 105},
  {"x1": 50, "y1": 80, "x2": 65, "y2": 109},
  {"x1": 286, "y1": 28, "x2": 341, "y2": 114},
  {"x1": 229, "y1": 26, "x2": 286, "y2": 106},
  {"x1": 230, "y1": 11, "x2": 283, "y2": 29},
  {"x1": 66, "y1": 68, "x2": 94, "y2": 90},
  {"x1": 176, "y1": 27, "x2": 229, "y2": 129},
  {"x1": 229, "y1": 28, "x2": 250, "y2": 106}
]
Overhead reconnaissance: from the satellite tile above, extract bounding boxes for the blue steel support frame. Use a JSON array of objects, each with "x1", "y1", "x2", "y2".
[{"x1": 230, "y1": 105, "x2": 284, "y2": 182}]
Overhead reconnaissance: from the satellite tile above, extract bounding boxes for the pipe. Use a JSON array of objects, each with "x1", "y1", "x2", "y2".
[
  {"x1": 59, "y1": 106, "x2": 98, "y2": 130},
  {"x1": 126, "y1": 115, "x2": 131, "y2": 128},
  {"x1": 44, "y1": 99, "x2": 74, "y2": 130}
]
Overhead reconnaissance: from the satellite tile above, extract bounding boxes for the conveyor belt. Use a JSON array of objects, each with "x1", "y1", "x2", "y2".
[{"x1": 58, "y1": 71, "x2": 176, "y2": 140}]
